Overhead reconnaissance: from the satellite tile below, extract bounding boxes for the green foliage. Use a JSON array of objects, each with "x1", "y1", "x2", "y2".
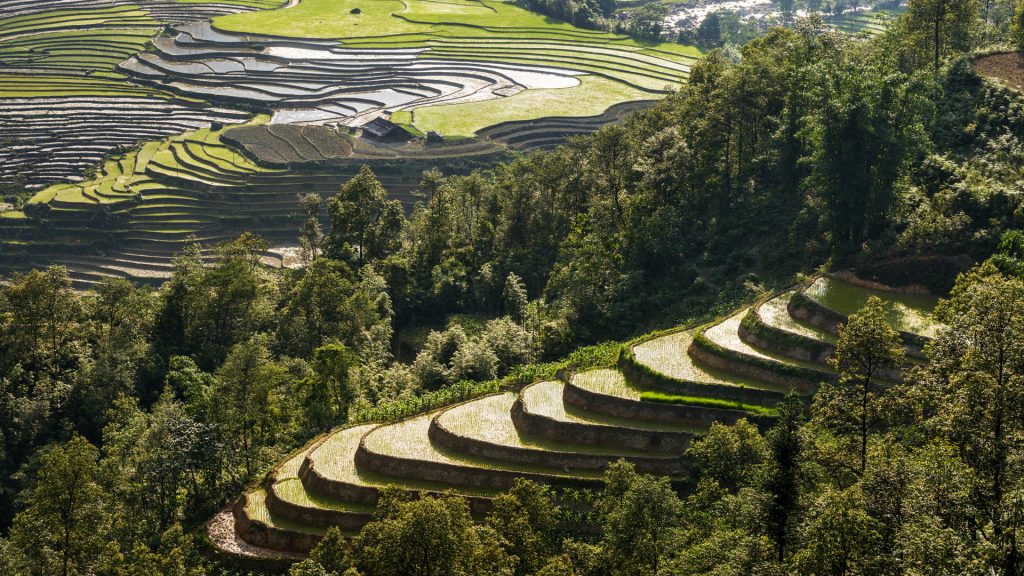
[
  {"x1": 792, "y1": 486, "x2": 885, "y2": 574},
  {"x1": 486, "y1": 479, "x2": 558, "y2": 576},
  {"x1": 816, "y1": 296, "x2": 904, "y2": 473},
  {"x1": 349, "y1": 493, "x2": 515, "y2": 576},
  {"x1": 639, "y1": 391, "x2": 779, "y2": 417},
  {"x1": 762, "y1": 392, "x2": 805, "y2": 561},
  {"x1": 215, "y1": 334, "x2": 295, "y2": 478},
  {"x1": 804, "y1": 46, "x2": 930, "y2": 256},
  {"x1": 4, "y1": 436, "x2": 115, "y2": 576},
  {"x1": 327, "y1": 165, "x2": 404, "y2": 267},
  {"x1": 153, "y1": 234, "x2": 276, "y2": 369},
  {"x1": 896, "y1": 0, "x2": 977, "y2": 70},
  {"x1": 301, "y1": 344, "x2": 358, "y2": 434},
  {"x1": 502, "y1": 272, "x2": 528, "y2": 324},
  {"x1": 597, "y1": 461, "x2": 684, "y2": 576},
  {"x1": 687, "y1": 420, "x2": 769, "y2": 490}
]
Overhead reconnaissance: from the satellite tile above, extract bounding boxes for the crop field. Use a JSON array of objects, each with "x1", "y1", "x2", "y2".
[
  {"x1": 804, "y1": 276, "x2": 938, "y2": 337},
  {"x1": 630, "y1": 329, "x2": 779, "y2": 390},
  {"x1": 0, "y1": 1, "x2": 272, "y2": 189},
  {"x1": 4, "y1": 113, "x2": 509, "y2": 288},
  {"x1": 363, "y1": 410, "x2": 606, "y2": 479},
  {"x1": 701, "y1": 309, "x2": 829, "y2": 371},
  {"x1": 1, "y1": 0, "x2": 676, "y2": 287},
  {"x1": 572, "y1": 368, "x2": 645, "y2": 400},
  {"x1": 125, "y1": 0, "x2": 699, "y2": 137},
  {"x1": 826, "y1": 8, "x2": 904, "y2": 36},
  {"x1": 198, "y1": 274, "x2": 942, "y2": 561},
  {"x1": 756, "y1": 290, "x2": 837, "y2": 342},
  {"x1": 522, "y1": 380, "x2": 698, "y2": 433},
  {"x1": 245, "y1": 488, "x2": 328, "y2": 536},
  {"x1": 437, "y1": 392, "x2": 669, "y2": 458}
]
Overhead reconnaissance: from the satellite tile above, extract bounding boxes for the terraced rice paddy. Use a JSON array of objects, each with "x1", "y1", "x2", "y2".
[
  {"x1": 522, "y1": 380, "x2": 697, "y2": 433},
  {"x1": 438, "y1": 392, "x2": 675, "y2": 458},
  {"x1": 210, "y1": 275, "x2": 941, "y2": 566},
  {"x1": 804, "y1": 276, "x2": 938, "y2": 337},
  {"x1": 702, "y1": 309, "x2": 828, "y2": 372},
  {"x1": 118, "y1": 0, "x2": 698, "y2": 135},
  {"x1": 1, "y1": 0, "x2": 687, "y2": 287},
  {"x1": 631, "y1": 329, "x2": 780, "y2": 390},
  {"x1": 0, "y1": 0, "x2": 274, "y2": 188},
  {"x1": 826, "y1": 8, "x2": 904, "y2": 36},
  {"x1": 756, "y1": 290, "x2": 836, "y2": 342}
]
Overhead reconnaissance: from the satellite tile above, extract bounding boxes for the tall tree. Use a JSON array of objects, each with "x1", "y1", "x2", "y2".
[
  {"x1": 486, "y1": 479, "x2": 558, "y2": 576},
  {"x1": 763, "y1": 392, "x2": 805, "y2": 561},
  {"x1": 327, "y1": 165, "x2": 404, "y2": 267},
  {"x1": 816, "y1": 296, "x2": 905, "y2": 474},
  {"x1": 913, "y1": 264, "x2": 1024, "y2": 574},
  {"x1": 298, "y1": 193, "x2": 325, "y2": 265},
  {"x1": 6, "y1": 436, "x2": 115, "y2": 576},
  {"x1": 598, "y1": 461, "x2": 684, "y2": 576},
  {"x1": 806, "y1": 55, "x2": 928, "y2": 255},
  {"x1": 900, "y1": 0, "x2": 977, "y2": 70},
  {"x1": 350, "y1": 492, "x2": 514, "y2": 576},
  {"x1": 215, "y1": 334, "x2": 292, "y2": 478},
  {"x1": 301, "y1": 343, "x2": 357, "y2": 433}
]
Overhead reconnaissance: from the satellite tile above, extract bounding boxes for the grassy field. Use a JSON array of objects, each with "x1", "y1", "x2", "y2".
[
  {"x1": 395, "y1": 75, "x2": 650, "y2": 137},
  {"x1": 639, "y1": 391, "x2": 779, "y2": 416}
]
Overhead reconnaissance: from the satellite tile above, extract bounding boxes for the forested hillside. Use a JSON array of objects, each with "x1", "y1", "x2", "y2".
[{"x1": 6, "y1": 0, "x2": 1024, "y2": 574}]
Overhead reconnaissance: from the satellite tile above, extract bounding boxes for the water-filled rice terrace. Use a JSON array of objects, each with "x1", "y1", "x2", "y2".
[
  {"x1": 0, "y1": 0, "x2": 699, "y2": 287},
  {"x1": 825, "y1": 8, "x2": 904, "y2": 37},
  {"x1": 208, "y1": 274, "x2": 941, "y2": 566}
]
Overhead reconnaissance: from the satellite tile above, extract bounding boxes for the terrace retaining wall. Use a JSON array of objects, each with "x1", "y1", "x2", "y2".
[
  {"x1": 354, "y1": 429, "x2": 601, "y2": 493},
  {"x1": 428, "y1": 409, "x2": 688, "y2": 477},
  {"x1": 738, "y1": 308, "x2": 834, "y2": 364},
  {"x1": 563, "y1": 378, "x2": 775, "y2": 431},
  {"x1": 787, "y1": 288, "x2": 928, "y2": 359},
  {"x1": 264, "y1": 481, "x2": 372, "y2": 531},
  {"x1": 298, "y1": 455, "x2": 379, "y2": 506},
  {"x1": 617, "y1": 343, "x2": 789, "y2": 406},
  {"x1": 739, "y1": 308, "x2": 907, "y2": 383},
  {"x1": 511, "y1": 387, "x2": 693, "y2": 454},
  {"x1": 297, "y1": 448, "x2": 495, "y2": 518},
  {"x1": 687, "y1": 336, "x2": 827, "y2": 393},
  {"x1": 232, "y1": 495, "x2": 320, "y2": 553}
]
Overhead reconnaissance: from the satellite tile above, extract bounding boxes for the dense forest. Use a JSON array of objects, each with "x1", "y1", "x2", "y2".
[{"x1": 6, "y1": 0, "x2": 1024, "y2": 573}]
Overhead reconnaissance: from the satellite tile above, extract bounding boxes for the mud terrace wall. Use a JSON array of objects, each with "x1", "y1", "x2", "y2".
[
  {"x1": 264, "y1": 481, "x2": 371, "y2": 532},
  {"x1": 428, "y1": 408, "x2": 688, "y2": 477},
  {"x1": 687, "y1": 334, "x2": 829, "y2": 393},
  {"x1": 511, "y1": 389, "x2": 693, "y2": 454},
  {"x1": 564, "y1": 376, "x2": 775, "y2": 431},
  {"x1": 354, "y1": 426, "x2": 601, "y2": 493},
  {"x1": 617, "y1": 343, "x2": 789, "y2": 406},
  {"x1": 232, "y1": 495, "x2": 320, "y2": 553},
  {"x1": 787, "y1": 287, "x2": 928, "y2": 359}
]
